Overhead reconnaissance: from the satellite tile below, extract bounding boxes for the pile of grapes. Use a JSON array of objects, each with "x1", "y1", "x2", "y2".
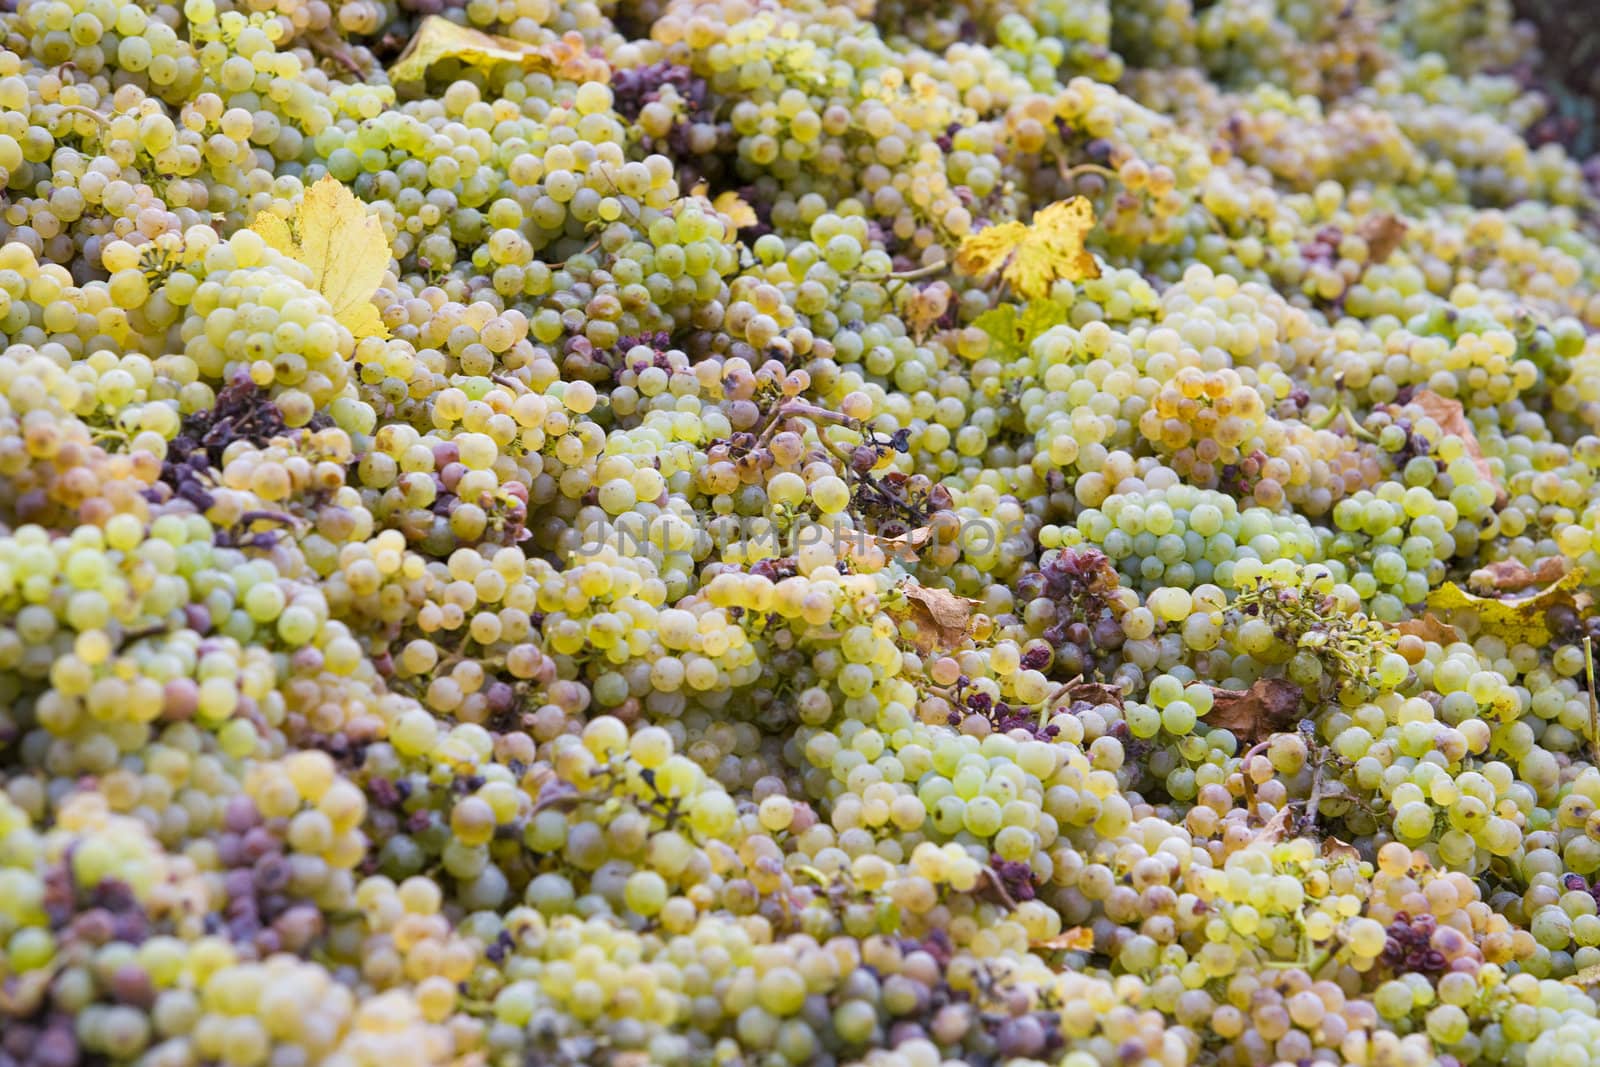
[{"x1": 7, "y1": 0, "x2": 1600, "y2": 1063}]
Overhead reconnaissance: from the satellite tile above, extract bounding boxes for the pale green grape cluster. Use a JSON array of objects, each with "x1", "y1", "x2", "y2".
[{"x1": 3, "y1": 0, "x2": 1600, "y2": 1064}]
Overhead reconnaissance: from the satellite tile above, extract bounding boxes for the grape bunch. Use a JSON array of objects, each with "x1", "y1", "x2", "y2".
[{"x1": 4, "y1": 0, "x2": 1600, "y2": 1065}]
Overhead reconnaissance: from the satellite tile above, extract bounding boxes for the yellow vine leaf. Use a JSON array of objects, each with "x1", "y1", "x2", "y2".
[
  {"x1": 712, "y1": 191, "x2": 758, "y2": 230},
  {"x1": 1031, "y1": 927, "x2": 1094, "y2": 952},
  {"x1": 1427, "y1": 565, "x2": 1588, "y2": 648},
  {"x1": 250, "y1": 176, "x2": 391, "y2": 340},
  {"x1": 389, "y1": 17, "x2": 608, "y2": 84},
  {"x1": 954, "y1": 196, "x2": 1100, "y2": 300},
  {"x1": 972, "y1": 299, "x2": 1069, "y2": 362}
]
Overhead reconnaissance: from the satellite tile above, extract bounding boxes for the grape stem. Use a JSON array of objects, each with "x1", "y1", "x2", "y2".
[
  {"x1": 306, "y1": 27, "x2": 369, "y2": 77},
  {"x1": 549, "y1": 239, "x2": 601, "y2": 269},
  {"x1": 239, "y1": 510, "x2": 305, "y2": 529},
  {"x1": 1037, "y1": 680, "x2": 1074, "y2": 730},
  {"x1": 1586, "y1": 635, "x2": 1599, "y2": 766},
  {"x1": 979, "y1": 865, "x2": 1021, "y2": 910},
  {"x1": 754, "y1": 401, "x2": 862, "y2": 468},
  {"x1": 58, "y1": 104, "x2": 109, "y2": 130},
  {"x1": 1239, "y1": 739, "x2": 1268, "y2": 821},
  {"x1": 847, "y1": 261, "x2": 948, "y2": 283},
  {"x1": 1057, "y1": 162, "x2": 1118, "y2": 183},
  {"x1": 1303, "y1": 763, "x2": 1324, "y2": 833}
]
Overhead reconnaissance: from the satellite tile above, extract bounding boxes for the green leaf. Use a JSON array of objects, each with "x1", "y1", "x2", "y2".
[{"x1": 972, "y1": 300, "x2": 1069, "y2": 362}]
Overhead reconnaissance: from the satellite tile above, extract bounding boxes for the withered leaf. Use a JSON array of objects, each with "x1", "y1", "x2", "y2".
[
  {"x1": 1405, "y1": 390, "x2": 1502, "y2": 501},
  {"x1": 838, "y1": 526, "x2": 931, "y2": 568},
  {"x1": 1387, "y1": 612, "x2": 1462, "y2": 645},
  {"x1": 1358, "y1": 213, "x2": 1407, "y2": 264},
  {"x1": 1322, "y1": 836, "x2": 1361, "y2": 864},
  {"x1": 882, "y1": 526, "x2": 933, "y2": 558},
  {"x1": 1203, "y1": 678, "x2": 1303, "y2": 744},
  {"x1": 1468, "y1": 556, "x2": 1568, "y2": 594},
  {"x1": 1568, "y1": 965, "x2": 1600, "y2": 987},
  {"x1": 389, "y1": 18, "x2": 608, "y2": 84},
  {"x1": 1253, "y1": 805, "x2": 1295, "y2": 845},
  {"x1": 1428, "y1": 566, "x2": 1589, "y2": 648},
  {"x1": 892, "y1": 583, "x2": 979, "y2": 654},
  {"x1": 1061, "y1": 678, "x2": 1124, "y2": 709}
]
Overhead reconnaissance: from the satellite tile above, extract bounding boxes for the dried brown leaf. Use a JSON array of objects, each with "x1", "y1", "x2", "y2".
[
  {"x1": 838, "y1": 527, "x2": 931, "y2": 568},
  {"x1": 1062, "y1": 678, "x2": 1124, "y2": 709},
  {"x1": 1468, "y1": 556, "x2": 1568, "y2": 594},
  {"x1": 892, "y1": 584, "x2": 980, "y2": 654},
  {"x1": 1358, "y1": 213, "x2": 1408, "y2": 263},
  {"x1": 1253, "y1": 805, "x2": 1294, "y2": 845},
  {"x1": 902, "y1": 585, "x2": 972, "y2": 652},
  {"x1": 1322, "y1": 836, "x2": 1361, "y2": 864},
  {"x1": 1406, "y1": 390, "x2": 1502, "y2": 501},
  {"x1": 881, "y1": 527, "x2": 932, "y2": 558},
  {"x1": 1387, "y1": 612, "x2": 1462, "y2": 645},
  {"x1": 1204, "y1": 678, "x2": 1303, "y2": 744}
]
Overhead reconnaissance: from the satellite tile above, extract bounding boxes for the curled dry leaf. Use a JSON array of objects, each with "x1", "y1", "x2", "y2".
[
  {"x1": 1322, "y1": 836, "x2": 1361, "y2": 864},
  {"x1": 1358, "y1": 213, "x2": 1408, "y2": 264},
  {"x1": 1031, "y1": 926, "x2": 1094, "y2": 953},
  {"x1": 250, "y1": 177, "x2": 392, "y2": 339},
  {"x1": 1061, "y1": 678, "x2": 1124, "y2": 710},
  {"x1": 891, "y1": 583, "x2": 980, "y2": 654},
  {"x1": 837, "y1": 526, "x2": 931, "y2": 568},
  {"x1": 1404, "y1": 390, "x2": 1503, "y2": 503},
  {"x1": 1253, "y1": 805, "x2": 1295, "y2": 844},
  {"x1": 1468, "y1": 556, "x2": 1568, "y2": 594},
  {"x1": 1387, "y1": 612, "x2": 1462, "y2": 645},
  {"x1": 1203, "y1": 678, "x2": 1303, "y2": 744},
  {"x1": 1428, "y1": 565, "x2": 1588, "y2": 648},
  {"x1": 1567, "y1": 965, "x2": 1600, "y2": 987},
  {"x1": 954, "y1": 197, "x2": 1100, "y2": 300},
  {"x1": 880, "y1": 526, "x2": 932, "y2": 559}
]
